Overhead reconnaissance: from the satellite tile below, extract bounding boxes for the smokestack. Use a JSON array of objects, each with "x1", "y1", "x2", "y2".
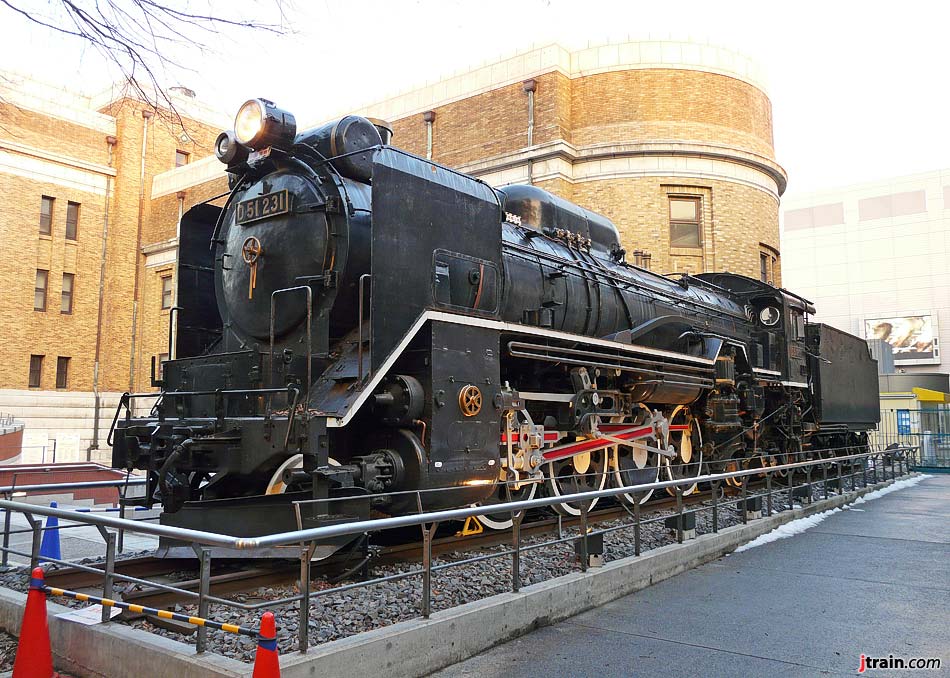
[{"x1": 367, "y1": 117, "x2": 394, "y2": 145}]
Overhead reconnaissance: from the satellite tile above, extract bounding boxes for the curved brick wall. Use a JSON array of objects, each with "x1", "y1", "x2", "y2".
[
  {"x1": 569, "y1": 69, "x2": 775, "y2": 158},
  {"x1": 375, "y1": 41, "x2": 786, "y2": 284}
]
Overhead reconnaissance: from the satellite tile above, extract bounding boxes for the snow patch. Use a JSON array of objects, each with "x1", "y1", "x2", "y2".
[
  {"x1": 733, "y1": 474, "x2": 931, "y2": 554},
  {"x1": 850, "y1": 474, "x2": 931, "y2": 506},
  {"x1": 734, "y1": 508, "x2": 841, "y2": 552}
]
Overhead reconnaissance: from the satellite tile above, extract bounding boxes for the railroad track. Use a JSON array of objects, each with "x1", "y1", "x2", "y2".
[{"x1": 376, "y1": 483, "x2": 753, "y2": 564}]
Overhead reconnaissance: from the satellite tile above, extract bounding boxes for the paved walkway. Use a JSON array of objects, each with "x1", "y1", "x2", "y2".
[{"x1": 433, "y1": 475, "x2": 950, "y2": 678}]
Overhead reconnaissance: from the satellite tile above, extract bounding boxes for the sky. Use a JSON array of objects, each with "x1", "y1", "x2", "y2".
[{"x1": 1, "y1": 0, "x2": 948, "y2": 197}]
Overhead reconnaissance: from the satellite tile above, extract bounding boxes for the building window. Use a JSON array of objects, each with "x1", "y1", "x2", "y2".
[
  {"x1": 759, "y1": 248, "x2": 778, "y2": 285},
  {"x1": 56, "y1": 357, "x2": 70, "y2": 389},
  {"x1": 61, "y1": 273, "x2": 74, "y2": 314},
  {"x1": 29, "y1": 355, "x2": 43, "y2": 388},
  {"x1": 175, "y1": 150, "x2": 190, "y2": 167},
  {"x1": 34, "y1": 269, "x2": 48, "y2": 311},
  {"x1": 161, "y1": 276, "x2": 173, "y2": 309},
  {"x1": 39, "y1": 196, "x2": 54, "y2": 235},
  {"x1": 65, "y1": 201, "x2": 80, "y2": 240},
  {"x1": 669, "y1": 197, "x2": 702, "y2": 248},
  {"x1": 158, "y1": 352, "x2": 169, "y2": 379}
]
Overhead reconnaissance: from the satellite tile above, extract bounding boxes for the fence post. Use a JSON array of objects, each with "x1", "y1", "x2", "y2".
[
  {"x1": 420, "y1": 522, "x2": 437, "y2": 619},
  {"x1": 196, "y1": 547, "x2": 211, "y2": 653},
  {"x1": 788, "y1": 470, "x2": 798, "y2": 510},
  {"x1": 675, "y1": 486, "x2": 684, "y2": 543},
  {"x1": 740, "y1": 477, "x2": 748, "y2": 525},
  {"x1": 117, "y1": 477, "x2": 130, "y2": 554},
  {"x1": 765, "y1": 470, "x2": 773, "y2": 517},
  {"x1": 25, "y1": 513, "x2": 41, "y2": 570},
  {"x1": 633, "y1": 494, "x2": 642, "y2": 555},
  {"x1": 713, "y1": 480, "x2": 720, "y2": 534},
  {"x1": 96, "y1": 528, "x2": 116, "y2": 623},
  {"x1": 511, "y1": 511, "x2": 522, "y2": 593},
  {"x1": 1, "y1": 491, "x2": 11, "y2": 567},
  {"x1": 579, "y1": 504, "x2": 589, "y2": 572},
  {"x1": 299, "y1": 542, "x2": 313, "y2": 652}
]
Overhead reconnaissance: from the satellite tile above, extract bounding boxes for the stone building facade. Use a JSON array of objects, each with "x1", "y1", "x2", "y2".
[{"x1": 0, "y1": 40, "x2": 787, "y2": 460}]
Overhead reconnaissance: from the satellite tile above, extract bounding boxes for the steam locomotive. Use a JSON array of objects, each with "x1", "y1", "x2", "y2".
[{"x1": 111, "y1": 99, "x2": 880, "y2": 554}]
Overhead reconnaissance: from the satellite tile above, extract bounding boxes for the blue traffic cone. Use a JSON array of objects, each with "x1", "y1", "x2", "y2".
[{"x1": 38, "y1": 502, "x2": 61, "y2": 562}]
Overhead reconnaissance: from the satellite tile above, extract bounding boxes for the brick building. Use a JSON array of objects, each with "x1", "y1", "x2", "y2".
[
  {"x1": 0, "y1": 39, "x2": 787, "y2": 460},
  {"x1": 0, "y1": 73, "x2": 225, "y2": 461}
]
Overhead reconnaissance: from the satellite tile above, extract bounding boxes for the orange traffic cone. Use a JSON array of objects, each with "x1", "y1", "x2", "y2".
[
  {"x1": 12, "y1": 567, "x2": 53, "y2": 678},
  {"x1": 252, "y1": 611, "x2": 280, "y2": 677}
]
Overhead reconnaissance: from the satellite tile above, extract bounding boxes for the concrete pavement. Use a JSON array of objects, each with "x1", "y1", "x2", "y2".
[{"x1": 432, "y1": 475, "x2": 950, "y2": 678}]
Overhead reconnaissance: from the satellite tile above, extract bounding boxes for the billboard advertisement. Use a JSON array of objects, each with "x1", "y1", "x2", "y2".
[{"x1": 864, "y1": 314, "x2": 940, "y2": 365}]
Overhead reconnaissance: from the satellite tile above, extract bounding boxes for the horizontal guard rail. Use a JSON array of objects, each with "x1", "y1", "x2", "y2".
[
  {"x1": 0, "y1": 447, "x2": 913, "y2": 551},
  {"x1": 0, "y1": 478, "x2": 146, "y2": 495}
]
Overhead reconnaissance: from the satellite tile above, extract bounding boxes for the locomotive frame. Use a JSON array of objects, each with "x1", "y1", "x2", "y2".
[{"x1": 110, "y1": 100, "x2": 880, "y2": 556}]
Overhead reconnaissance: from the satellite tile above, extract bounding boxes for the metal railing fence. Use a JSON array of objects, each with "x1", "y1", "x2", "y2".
[
  {"x1": 0, "y1": 444, "x2": 918, "y2": 655},
  {"x1": 877, "y1": 406, "x2": 950, "y2": 469},
  {"x1": 0, "y1": 472, "x2": 148, "y2": 568}
]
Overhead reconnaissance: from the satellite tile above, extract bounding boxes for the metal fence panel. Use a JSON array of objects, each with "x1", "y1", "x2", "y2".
[{"x1": 878, "y1": 406, "x2": 950, "y2": 469}]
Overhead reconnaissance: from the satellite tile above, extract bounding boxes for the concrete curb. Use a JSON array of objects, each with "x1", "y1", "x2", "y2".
[
  {"x1": 0, "y1": 476, "x2": 906, "y2": 678},
  {"x1": 0, "y1": 586, "x2": 245, "y2": 678}
]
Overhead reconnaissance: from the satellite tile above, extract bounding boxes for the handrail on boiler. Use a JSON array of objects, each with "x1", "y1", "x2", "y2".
[
  {"x1": 270, "y1": 285, "x2": 313, "y2": 407},
  {"x1": 358, "y1": 274, "x2": 372, "y2": 383}
]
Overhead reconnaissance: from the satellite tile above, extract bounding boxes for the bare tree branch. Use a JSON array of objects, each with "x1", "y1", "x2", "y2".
[{"x1": 0, "y1": 0, "x2": 290, "y2": 128}]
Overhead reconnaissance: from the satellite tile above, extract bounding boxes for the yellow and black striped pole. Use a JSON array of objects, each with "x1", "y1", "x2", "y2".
[{"x1": 43, "y1": 585, "x2": 259, "y2": 638}]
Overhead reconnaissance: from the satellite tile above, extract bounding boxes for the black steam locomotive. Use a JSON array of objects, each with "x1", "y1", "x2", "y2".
[{"x1": 111, "y1": 99, "x2": 880, "y2": 553}]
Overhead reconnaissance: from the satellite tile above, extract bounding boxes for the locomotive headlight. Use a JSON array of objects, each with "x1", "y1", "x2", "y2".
[
  {"x1": 759, "y1": 306, "x2": 781, "y2": 327},
  {"x1": 214, "y1": 130, "x2": 249, "y2": 165},
  {"x1": 233, "y1": 98, "x2": 297, "y2": 151}
]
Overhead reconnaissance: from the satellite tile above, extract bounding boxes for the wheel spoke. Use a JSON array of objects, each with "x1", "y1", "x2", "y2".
[
  {"x1": 473, "y1": 478, "x2": 539, "y2": 530},
  {"x1": 664, "y1": 407, "x2": 703, "y2": 496},
  {"x1": 545, "y1": 450, "x2": 608, "y2": 516}
]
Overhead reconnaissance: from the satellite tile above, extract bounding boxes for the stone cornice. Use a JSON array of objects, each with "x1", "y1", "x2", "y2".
[
  {"x1": 142, "y1": 236, "x2": 178, "y2": 256},
  {"x1": 334, "y1": 40, "x2": 770, "y2": 126},
  {"x1": 0, "y1": 138, "x2": 116, "y2": 177},
  {"x1": 457, "y1": 139, "x2": 788, "y2": 197}
]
